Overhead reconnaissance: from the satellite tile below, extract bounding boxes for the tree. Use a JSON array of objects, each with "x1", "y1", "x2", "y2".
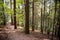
[
  {"x1": 32, "y1": 0, "x2": 35, "y2": 31},
  {"x1": 43, "y1": 0, "x2": 46, "y2": 32},
  {"x1": 25, "y1": 0, "x2": 29, "y2": 34},
  {"x1": 3, "y1": 0, "x2": 6, "y2": 25},
  {"x1": 10, "y1": 0, "x2": 14, "y2": 25},
  {"x1": 51, "y1": 0, "x2": 57, "y2": 40},
  {"x1": 57, "y1": 0, "x2": 60, "y2": 39},
  {"x1": 14, "y1": 0, "x2": 17, "y2": 29},
  {"x1": 41, "y1": 8, "x2": 43, "y2": 34}
]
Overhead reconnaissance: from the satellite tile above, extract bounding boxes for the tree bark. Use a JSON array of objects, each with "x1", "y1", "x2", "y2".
[
  {"x1": 14, "y1": 0, "x2": 17, "y2": 29},
  {"x1": 32, "y1": 0, "x2": 35, "y2": 31},
  {"x1": 57, "y1": 0, "x2": 60, "y2": 40},
  {"x1": 10, "y1": 0, "x2": 14, "y2": 25},
  {"x1": 41, "y1": 8, "x2": 43, "y2": 34},
  {"x1": 3, "y1": 0, "x2": 6, "y2": 25},
  {"x1": 51, "y1": 0, "x2": 57, "y2": 40},
  {"x1": 25, "y1": 0, "x2": 29, "y2": 34}
]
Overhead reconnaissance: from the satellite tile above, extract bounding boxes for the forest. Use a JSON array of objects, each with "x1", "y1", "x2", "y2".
[{"x1": 0, "y1": 0, "x2": 60, "y2": 40}]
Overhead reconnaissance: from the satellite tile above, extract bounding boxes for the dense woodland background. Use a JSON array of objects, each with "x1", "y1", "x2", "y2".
[{"x1": 0, "y1": 0, "x2": 60, "y2": 40}]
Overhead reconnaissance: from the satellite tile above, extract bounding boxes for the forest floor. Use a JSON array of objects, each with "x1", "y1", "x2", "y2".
[{"x1": 0, "y1": 24, "x2": 58, "y2": 40}]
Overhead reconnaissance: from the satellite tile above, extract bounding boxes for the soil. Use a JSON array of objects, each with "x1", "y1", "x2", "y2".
[{"x1": 0, "y1": 24, "x2": 58, "y2": 40}]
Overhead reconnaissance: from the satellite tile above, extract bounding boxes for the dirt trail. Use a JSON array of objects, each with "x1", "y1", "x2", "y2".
[{"x1": 0, "y1": 24, "x2": 58, "y2": 40}]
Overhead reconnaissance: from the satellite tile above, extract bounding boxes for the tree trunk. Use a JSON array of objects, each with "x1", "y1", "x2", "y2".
[
  {"x1": 43, "y1": 0, "x2": 46, "y2": 33},
  {"x1": 41, "y1": 8, "x2": 43, "y2": 34},
  {"x1": 57, "y1": 0, "x2": 60, "y2": 40},
  {"x1": 51, "y1": 0, "x2": 57, "y2": 40},
  {"x1": 47, "y1": 3, "x2": 51, "y2": 35},
  {"x1": 25, "y1": 0, "x2": 29, "y2": 34},
  {"x1": 14, "y1": 0, "x2": 17, "y2": 29},
  {"x1": 10, "y1": 0, "x2": 14, "y2": 25},
  {"x1": 32, "y1": 0, "x2": 35, "y2": 31},
  {"x1": 3, "y1": 13, "x2": 6, "y2": 25},
  {"x1": 3, "y1": 0, "x2": 6, "y2": 25}
]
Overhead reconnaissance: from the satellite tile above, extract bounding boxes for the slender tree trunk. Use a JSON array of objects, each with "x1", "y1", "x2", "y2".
[
  {"x1": 54, "y1": 0, "x2": 57, "y2": 36},
  {"x1": 10, "y1": 0, "x2": 14, "y2": 25},
  {"x1": 57, "y1": 1, "x2": 60, "y2": 40},
  {"x1": 41, "y1": 8, "x2": 43, "y2": 34},
  {"x1": 11, "y1": 15, "x2": 14, "y2": 25},
  {"x1": 3, "y1": 0, "x2": 6, "y2": 25},
  {"x1": 3, "y1": 13, "x2": 6, "y2": 25},
  {"x1": 32, "y1": 0, "x2": 35, "y2": 31},
  {"x1": 43, "y1": 0, "x2": 46, "y2": 33},
  {"x1": 14, "y1": 0, "x2": 17, "y2": 29},
  {"x1": 25, "y1": 0, "x2": 29, "y2": 34},
  {"x1": 51, "y1": 0, "x2": 57, "y2": 40},
  {"x1": 47, "y1": 3, "x2": 51, "y2": 35}
]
